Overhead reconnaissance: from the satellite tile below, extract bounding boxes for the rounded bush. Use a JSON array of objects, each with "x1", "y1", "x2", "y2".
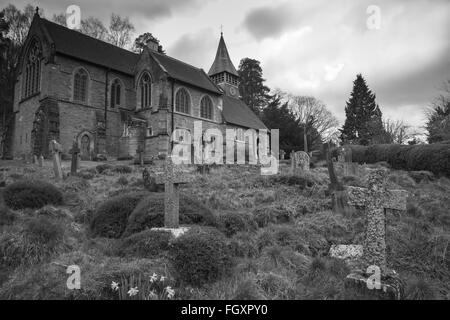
[
  {"x1": 90, "y1": 192, "x2": 148, "y2": 238},
  {"x1": 25, "y1": 216, "x2": 64, "y2": 247},
  {"x1": 170, "y1": 227, "x2": 233, "y2": 286},
  {"x1": 253, "y1": 206, "x2": 290, "y2": 228},
  {"x1": 0, "y1": 205, "x2": 16, "y2": 226},
  {"x1": 112, "y1": 165, "x2": 133, "y2": 174},
  {"x1": 3, "y1": 180, "x2": 63, "y2": 209},
  {"x1": 123, "y1": 193, "x2": 216, "y2": 237},
  {"x1": 95, "y1": 164, "x2": 113, "y2": 174},
  {"x1": 117, "y1": 229, "x2": 172, "y2": 258},
  {"x1": 217, "y1": 211, "x2": 257, "y2": 237}
]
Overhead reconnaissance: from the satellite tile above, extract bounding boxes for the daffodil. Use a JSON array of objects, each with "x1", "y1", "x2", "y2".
[
  {"x1": 128, "y1": 287, "x2": 139, "y2": 297},
  {"x1": 160, "y1": 275, "x2": 166, "y2": 282},
  {"x1": 111, "y1": 281, "x2": 119, "y2": 291},
  {"x1": 148, "y1": 290, "x2": 157, "y2": 299},
  {"x1": 150, "y1": 273, "x2": 158, "y2": 283},
  {"x1": 165, "y1": 286, "x2": 175, "y2": 299}
]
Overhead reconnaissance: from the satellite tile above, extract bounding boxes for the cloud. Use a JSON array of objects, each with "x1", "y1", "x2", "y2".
[{"x1": 168, "y1": 28, "x2": 217, "y2": 69}]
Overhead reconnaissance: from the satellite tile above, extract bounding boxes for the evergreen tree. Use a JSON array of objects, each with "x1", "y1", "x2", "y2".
[
  {"x1": 340, "y1": 74, "x2": 385, "y2": 145},
  {"x1": 238, "y1": 58, "x2": 270, "y2": 117}
]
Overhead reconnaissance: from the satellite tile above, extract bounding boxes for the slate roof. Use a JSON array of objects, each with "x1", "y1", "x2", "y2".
[
  {"x1": 222, "y1": 95, "x2": 267, "y2": 130},
  {"x1": 40, "y1": 18, "x2": 220, "y2": 93},
  {"x1": 41, "y1": 18, "x2": 139, "y2": 75},
  {"x1": 151, "y1": 51, "x2": 221, "y2": 94},
  {"x1": 208, "y1": 33, "x2": 238, "y2": 76}
]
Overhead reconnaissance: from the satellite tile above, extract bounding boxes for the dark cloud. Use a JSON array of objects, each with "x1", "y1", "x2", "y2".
[{"x1": 241, "y1": 3, "x2": 299, "y2": 40}]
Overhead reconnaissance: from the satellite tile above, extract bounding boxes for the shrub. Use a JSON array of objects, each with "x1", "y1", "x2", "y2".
[
  {"x1": 112, "y1": 165, "x2": 133, "y2": 174},
  {"x1": 170, "y1": 227, "x2": 234, "y2": 286},
  {"x1": 217, "y1": 211, "x2": 257, "y2": 237},
  {"x1": 96, "y1": 164, "x2": 113, "y2": 174},
  {"x1": 0, "y1": 217, "x2": 65, "y2": 268},
  {"x1": 117, "y1": 229, "x2": 172, "y2": 258},
  {"x1": 3, "y1": 180, "x2": 63, "y2": 209},
  {"x1": 253, "y1": 206, "x2": 291, "y2": 227},
  {"x1": 90, "y1": 192, "x2": 148, "y2": 238},
  {"x1": 0, "y1": 205, "x2": 16, "y2": 226},
  {"x1": 123, "y1": 193, "x2": 216, "y2": 236},
  {"x1": 229, "y1": 232, "x2": 258, "y2": 258},
  {"x1": 348, "y1": 144, "x2": 450, "y2": 177}
]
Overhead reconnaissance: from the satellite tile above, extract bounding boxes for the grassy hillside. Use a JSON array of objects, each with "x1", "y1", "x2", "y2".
[{"x1": 0, "y1": 160, "x2": 448, "y2": 300}]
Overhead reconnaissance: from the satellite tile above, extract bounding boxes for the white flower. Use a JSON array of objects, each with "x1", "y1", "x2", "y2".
[
  {"x1": 150, "y1": 273, "x2": 158, "y2": 283},
  {"x1": 127, "y1": 287, "x2": 139, "y2": 297},
  {"x1": 111, "y1": 281, "x2": 119, "y2": 291},
  {"x1": 165, "y1": 286, "x2": 175, "y2": 299},
  {"x1": 148, "y1": 290, "x2": 157, "y2": 299},
  {"x1": 160, "y1": 275, "x2": 166, "y2": 282}
]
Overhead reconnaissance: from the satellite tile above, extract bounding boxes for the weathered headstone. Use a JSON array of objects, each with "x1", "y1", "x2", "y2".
[
  {"x1": 69, "y1": 140, "x2": 80, "y2": 175},
  {"x1": 296, "y1": 151, "x2": 310, "y2": 171},
  {"x1": 280, "y1": 149, "x2": 285, "y2": 160},
  {"x1": 154, "y1": 156, "x2": 191, "y2": 228},
  {"x1": 343, "y1": 169, "x2": 408, "y2": 299},
  {"x1": 49, "y1": 140, "x2": 63, "y2": 180},
  {"x1": 136, "y1": 145, "x2": 144, "y2": 166},
  {"x1": 38, "y1": 155, "x2": 44, "y2": 167},
  {"x1": 33, "y1": 154, "x2": 38, "y2": 164}
]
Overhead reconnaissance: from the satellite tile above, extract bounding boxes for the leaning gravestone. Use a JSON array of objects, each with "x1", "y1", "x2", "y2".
[
  {"x1": 343, "y1": 169, "x2": 408, "y2": 299},
  {"x1": 69, "y1": 140, "x2": 80, "y2": 175},
  {"x1": 154, "y1": 156, "x2": 192, "y2": 228},
  {"x1": 49, "y1": 140, "x2": 63, "y2": 180}
]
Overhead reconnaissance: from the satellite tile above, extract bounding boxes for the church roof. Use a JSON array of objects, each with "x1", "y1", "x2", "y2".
[
  {"x1": 41, "y1": 18, "x2": 139, "y2": 75},
  {"x1": 222, "y1": 95, "x2": 267, "y2": 130},
  {"x1": 39, "y1": 18, "x2": 220, "y2": 93},
  {"x1": 208, "y1": 33, "x2": 239, "y2": 77},
  {"x1": 150, "y1": 51, "x2": 221, "y2": 94}
]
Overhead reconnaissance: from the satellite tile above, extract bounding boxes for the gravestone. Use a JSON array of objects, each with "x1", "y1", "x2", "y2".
[
  {"x1": 69, "y1": 140, "x2": 80, "y2": 175},
  {"x1": 154, "y1": 156, "x2": 192, "y2": 228},
  {"x1": 49, "y1": 140, "x2": 63, "y2": 180},
  {"x1": 325, "y1": 143, "x2": 354, "y2": 216},
  {"x1": 344, "y1": 169, "x2": 408, "y2": 299},
  {"x1": 290, "y1": 151, "x2": 310, "y2": 174},
  {"x1": 280, "y1": 149, "x2": 285, "y2": 160},
  {"x1": 38, "y1": 155, "x2": 44, "y2": 167},
  {"x1": 33, "y1": 154, "x2": 38, "y2": 164},
  {"x1": 136, "y1": 145, "x2": 144, "y2": 166},
  {"x1": 342, "y1": 146, "x2": 358, "y2": 176}
]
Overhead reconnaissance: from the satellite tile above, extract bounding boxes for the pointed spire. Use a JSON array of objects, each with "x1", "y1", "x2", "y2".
[{"x1": 208, "y1": 32, "x2": 238, "y2": 76}]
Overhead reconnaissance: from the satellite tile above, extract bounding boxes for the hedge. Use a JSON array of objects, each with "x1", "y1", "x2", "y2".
[{"x1": 345, "y1": 144, "x2": 450, "y2": 177}]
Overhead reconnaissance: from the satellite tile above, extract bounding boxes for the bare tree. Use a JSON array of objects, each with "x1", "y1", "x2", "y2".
[
  {"x1": 3, "y1": 4, "x2": 36, "y2": 45},
  {"x1": 107, "y1": 14, "x2": 134, "y2": 48},
  {"x1": 286, "y1": 95, "x2": 339, "y2": 152},
  {"x1": 81, "y1": 17, "x2": 107, "y2": 41},
  {"x1": 52, "y1": 13, "x2": 66, "y2": 26},
  {"x1": 426, "y1": 79, "x2": 450, "y2": 143},
  {"x1": 383, "y1": 119, "x2": 411, "y2": 144}
]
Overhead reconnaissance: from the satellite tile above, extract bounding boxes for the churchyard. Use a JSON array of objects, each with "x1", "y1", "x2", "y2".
[{"x1": 0, "y1": 150, "x2": 449, "y2": 300}]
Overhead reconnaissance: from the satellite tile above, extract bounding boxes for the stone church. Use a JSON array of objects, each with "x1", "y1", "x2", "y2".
[{"x1": 12, "y1": 11, "x2": 267, "y2": 162}]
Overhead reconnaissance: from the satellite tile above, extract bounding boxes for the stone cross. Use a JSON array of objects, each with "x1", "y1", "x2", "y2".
[
  {"x1": 346, "y1": 169, "x2": 408, "y2": 273},
  {"x1": 155, "y1": 156, "x2": 191, "y2": 228},
  {"x1": 69, "y1": 140, "x2": 80, "y2": 175},
  {"x1": 136, "y1": 145, "x2": 144, "y2": 166},
  {"x1": 49, "y1": 140, "x2": 63, "y2": 180}
]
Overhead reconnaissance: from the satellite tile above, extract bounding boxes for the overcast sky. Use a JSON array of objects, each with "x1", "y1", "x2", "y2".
[{"x1": 4, "y1": 0, "x2": 450, "y2": 131}]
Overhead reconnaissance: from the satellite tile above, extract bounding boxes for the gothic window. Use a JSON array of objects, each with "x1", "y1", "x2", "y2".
[
  {"x1": 74, "y1": 68, "x2": 88, "y2": 102},
  {"x1": 138, "y1": 72, "x2": 151, "y2": 110},
  {"x1": 175, "y1": 88, "x2": 190, "y2": 114},
  {"x1": 200, "y1": 96, "x2": 213, "y2": 120},
  {"x1": 22, "y1": 40, "x2": 42, "y2": 98},
  {"x1": 110, "y1": 79, "x2": 121, "y2": 108}
]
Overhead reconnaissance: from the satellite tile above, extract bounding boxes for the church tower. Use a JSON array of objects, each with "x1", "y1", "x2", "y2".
[{"x1": 208, "y1": 33, "x2": 240, "y2": 98}]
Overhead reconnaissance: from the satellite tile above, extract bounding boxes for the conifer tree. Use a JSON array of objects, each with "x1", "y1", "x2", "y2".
[{"x1": 340, "y1": 74, "x2": 384, "y2": 145}]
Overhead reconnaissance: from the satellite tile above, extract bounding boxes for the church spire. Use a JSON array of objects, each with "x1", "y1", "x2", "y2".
[{"x1": 208, "y1": 32, "x2": 238, "y2": 77}]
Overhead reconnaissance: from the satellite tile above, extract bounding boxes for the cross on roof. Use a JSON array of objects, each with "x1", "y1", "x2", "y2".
[
  {"x1": 154, "y1": 156, "x2": 191, "y2": 228},
  {"x1": 346, "y1": 169, "x2": 408, "y2": 273}
]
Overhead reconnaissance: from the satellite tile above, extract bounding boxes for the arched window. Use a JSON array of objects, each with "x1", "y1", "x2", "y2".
[
  {"x1": 138, "y1": 73, "x2": 151, "y2": 109},
  {"x1": 200, "y1": 96, "x2": 213, "y2": 120},
  {"x1": 175, "y1": 88, "x2": 190, "y2": 114},
  {"x1": 73, "y1": 68, "x2": 88, "y2": 102},
  {"x1": 110, "y1": 79, "x2": 121, "y2": 107},
  {"x1": 22, "y1": 40, "x2": 42, "y2": 98}
]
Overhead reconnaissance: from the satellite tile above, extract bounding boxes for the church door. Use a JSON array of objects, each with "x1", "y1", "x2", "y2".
[{"x1": 81, "y1": 135, "x2": 91, "y2": 160}]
